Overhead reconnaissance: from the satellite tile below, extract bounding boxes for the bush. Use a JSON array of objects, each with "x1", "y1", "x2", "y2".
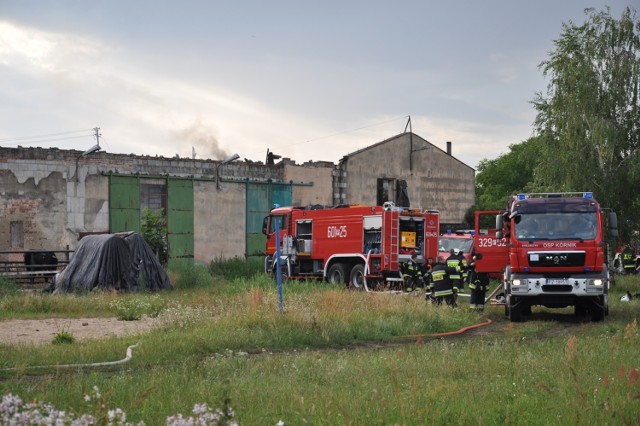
[
  {"x1": 141, "y1": 207, "x2": 168, "y2": 266},
  {"x1": 52, "y1": 330, "x2": 75, "y2": 345},
  {"x1": 0, "y1": 277, "x2": 18, "y2": 298},
  {"x1": 109, "y1": 295, "x2": 166, "y2": 321},
  {"x1": 208, "y1": 256, "x2": 263, "y2": 280},
  {"x1": 168, "y1": 259, "x2": 213, "y2": 289}
]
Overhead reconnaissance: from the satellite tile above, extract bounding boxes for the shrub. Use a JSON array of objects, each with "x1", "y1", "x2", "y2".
[
  {"x1": 141, "y1": 207, "x2": 168, "y2": 266},
  {"x1": 52, "y1": 330, "x2": 75, "y2": 345},
  {"x1": 0, "y1": 277, "x2": 18, "y2": 298},
  {"x1": 168, "y1": 259, "x2": 213, "y2": 289},
  {"x1": 208, "y1": 256, "x2": 263, "y2": 280},
  {"x1": 109, "y1": 295, "x2": 166, "y2": 321}
]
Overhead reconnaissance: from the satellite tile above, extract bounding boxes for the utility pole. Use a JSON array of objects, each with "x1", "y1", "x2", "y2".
[{"x1": 93, "y1": 127, "x2": 101, "y2": 147}]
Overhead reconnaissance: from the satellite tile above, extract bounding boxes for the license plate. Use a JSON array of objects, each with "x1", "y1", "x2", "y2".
[{"x1": 547, "y1": 279, "x2": 568, "y2": 285}]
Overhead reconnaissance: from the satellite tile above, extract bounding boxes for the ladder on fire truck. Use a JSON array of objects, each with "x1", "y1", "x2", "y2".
[{"x1": 382, "y1": 203, "x2": 401, "y2": 286}]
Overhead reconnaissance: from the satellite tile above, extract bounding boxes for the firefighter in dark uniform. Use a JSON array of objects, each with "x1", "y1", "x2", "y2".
[
  {"x1": 622, "y1": 246, "x2": 636, "y2": 274},
  {"x1": 468, "y1": 254, "x2": 490, "y2": 310},
  {"x1": 403, "y1": 254, "x2": 423, "y2": 292},
  {"x1": 422, "y1": 257, "x2": 435, "y2": 302},
  {"x1": 446, "y1": 248, "x2": 467, "y2": 294},
  {"x1": 429, "y1": 256, "x2": 458, "y2": 307}
]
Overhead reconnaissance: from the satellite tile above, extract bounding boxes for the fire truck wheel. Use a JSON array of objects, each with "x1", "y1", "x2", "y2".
[
  {"x1": 508, "y1": 302, "x2": 522, "y2": 322},
  {"x1": 590, "y1": 297, "x2": 605, "y2": 322},
  {"x1": 349, "y1": 264, "x2": 366, "y2": 290},
  {"x1": 574, "y1": 304, "x2": 587, "y2": 316},
  {"x1": 327, "y1": 263, "x2": 348, "y2": 285}
]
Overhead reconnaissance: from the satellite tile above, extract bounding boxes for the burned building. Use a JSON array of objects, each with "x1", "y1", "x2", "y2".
[{"x1": 0, "y1": 132, "x2": 473, "y2": 264}]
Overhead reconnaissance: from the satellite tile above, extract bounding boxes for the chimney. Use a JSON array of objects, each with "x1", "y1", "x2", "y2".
[{"x1": 446, "y1": 141, "x2": 452, "y2": 156}]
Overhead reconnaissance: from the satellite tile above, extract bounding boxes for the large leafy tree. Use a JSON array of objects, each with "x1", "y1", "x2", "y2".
[
  {"x1": 533, "y1": 6, "x2": 640, "y2": 241},
  {"x1": 475, "y1": 136, "x2": 542, "y2": 210}
]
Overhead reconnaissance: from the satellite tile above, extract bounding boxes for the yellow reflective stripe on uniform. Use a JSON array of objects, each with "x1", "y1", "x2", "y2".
[{"x1": 431, "y1": 271, "x2": 446, "y2": 281}]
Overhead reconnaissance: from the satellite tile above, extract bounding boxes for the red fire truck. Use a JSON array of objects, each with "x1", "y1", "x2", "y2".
[
  {"x1": 262, "y1": 203, "x2": 440, "y2": 290},
  {"x1": 470, "y1": 210, "x2": 509, "y2": 280},
  {"x1": 495, "y1": 192, "x2": 618, "y2": 322},
  {"x1": 438, "y1": 230, "x2": 475, "y2": 264}
]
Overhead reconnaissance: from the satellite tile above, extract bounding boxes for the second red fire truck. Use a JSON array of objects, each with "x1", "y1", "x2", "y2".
[{"x1": 262, "y1": 203, "x2": 440, "y2": 290}]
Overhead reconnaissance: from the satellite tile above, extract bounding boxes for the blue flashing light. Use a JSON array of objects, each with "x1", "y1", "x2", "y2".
[
  {"x1": 470, "y1": 230, "x2": 475, "y2": 236},
  {"x1": 447, "y1": 229, "x2": 452, "y2": 234},
  {"x1": 524, "y1": 267, "x2": 530, "y2": 272},
  {"x1": 273, "y1": 203, "x2": 280, "y2": 208},
  {"x1": 517, "y1": 194, "x2": 527, "y2": 200},
  {"x1": 583, "y1": 192, "x2": 593, "y2": 199},
  {"x1": 584, "y1": 267, "x2": 591, "y2": 272}
]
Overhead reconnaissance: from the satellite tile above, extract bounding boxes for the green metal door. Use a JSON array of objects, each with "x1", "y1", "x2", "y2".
[
  {"x1": 110, "y1": 175, "x2": 140, "y2": 232},
  {"x1": 245, "y1": 182, "x2": 292, "y2": 258},
  {"x1": 167, "y1": 178, "x2": 194, "y2": 259}
]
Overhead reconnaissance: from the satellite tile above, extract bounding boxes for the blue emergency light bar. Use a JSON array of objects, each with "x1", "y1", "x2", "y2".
[{"x1": 516, "y1": 192, "x2": 594, "y2": 200}]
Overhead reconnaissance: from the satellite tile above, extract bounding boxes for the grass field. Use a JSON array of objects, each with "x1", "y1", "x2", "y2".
[{"x1": 1, "y1": 265, "x2": 639, "y2": 425}]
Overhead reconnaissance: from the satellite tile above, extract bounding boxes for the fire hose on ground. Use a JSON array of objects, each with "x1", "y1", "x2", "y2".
[{"x1": 2, "y1": 344, "x2": 139, "y2": 371}]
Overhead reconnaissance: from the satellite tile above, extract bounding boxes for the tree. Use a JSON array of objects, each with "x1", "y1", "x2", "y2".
[
  {"x1": 475, "y1": 137, "x2": 542, "y2": 210},
  {"x1": 141, "y1": 207, "x2": 168, "y2": 265},
  {"x1": 533, "y1": 6, "x2": 640, "y2": 241}
]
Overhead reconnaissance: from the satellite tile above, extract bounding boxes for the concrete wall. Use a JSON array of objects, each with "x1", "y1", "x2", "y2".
[
  {"x1": 0, "y1": 134, "x2": 472, "y2": 263},
  {"x1": 194, "y1": 179, "x2": 246, "y2": 263},
  {"x1": 339, "y1": 133, "x2": 475, "y2": 223},
  {"x1": 0, "y1": 148, "x2": 112, "y2": 252},
  {"x1": 0, "y1": 147, "x2": 327, "y2": 264},
  {"x1": 284, "y1": 162, "x2": 334, "y2": 206}
]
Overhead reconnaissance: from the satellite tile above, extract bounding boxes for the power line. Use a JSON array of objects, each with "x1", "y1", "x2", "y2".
[
  {"x1": 0, "y1": 128, "x2": 94, "y2": 143},
  {"x1": 1, "y1": 135, "x2": 94, "y2": 147},
  {"x1": 291, "y1": 115, "x2": 408, "y2": 147}
]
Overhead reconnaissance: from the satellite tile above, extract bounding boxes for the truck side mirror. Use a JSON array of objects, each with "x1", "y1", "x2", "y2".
[
  {"x1": 262, "y1": 216, "x2": 269, "y2": 235},
  {"x1": 496, "y1": 214, "x2": 503, "y2": 239},
  {"x1": 608, "y1": 212, "x2": 619, "y2": 238},
  {"x1": 608, "y1": 211, "x2": 618, "y2": 229}
]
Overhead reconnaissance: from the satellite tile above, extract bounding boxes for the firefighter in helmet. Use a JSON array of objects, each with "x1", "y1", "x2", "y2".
[
  {"x1": 422, "y1": 257, "x2": 435, "y2": 302},
  {"x1": 622, "y1": 246, "x2": 637, "y2": 274},
  {"x1": 468, "y1": 253, "x2": 490, "y2": 310},
  {"x1": 403, "y1": 254, "x2": 423, "y2": 293},
  {"x1": 446, "y1": 248, "x2": 467, "y2": 295},
  {"x1": 429, "y1": 256, "x2": 458, "y2": 307}
]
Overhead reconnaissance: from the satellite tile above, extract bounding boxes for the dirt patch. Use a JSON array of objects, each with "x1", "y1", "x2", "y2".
[{"x1": 0, "y1": 317, "x2": 158, "y2": 346}]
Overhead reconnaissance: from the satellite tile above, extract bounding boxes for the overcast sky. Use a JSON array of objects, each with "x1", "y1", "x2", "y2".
[{"x1": 0, "y1": 1, "x2": 634, "y2": 169}]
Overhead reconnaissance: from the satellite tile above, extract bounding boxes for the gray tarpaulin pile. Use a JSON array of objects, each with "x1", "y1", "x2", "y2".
[{"x1": 50, "y1": 232, "x2": 172, "y2": 294}]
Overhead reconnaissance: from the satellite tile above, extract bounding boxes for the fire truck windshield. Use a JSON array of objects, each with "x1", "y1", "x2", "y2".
[
  {"x1": 268, "y1": 215, "x2": 288, "y2": 234},
  {"x1": 515, "y1": 212, "x2": 597, "y2": 241},
  {"x1": 438, "y1": 237, "x2": 473, "y2": 253}
]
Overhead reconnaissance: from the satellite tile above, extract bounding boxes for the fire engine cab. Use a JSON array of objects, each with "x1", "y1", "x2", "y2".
[
  {"x1": 496, "y1": 192, "x2": 618, "y2": 322},
  {"x1": 262, "y1": 203, "x2": 440, "y2": 290}
]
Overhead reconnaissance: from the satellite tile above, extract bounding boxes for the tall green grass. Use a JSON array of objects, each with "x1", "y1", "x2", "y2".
[
  {"x1": 1, "y1": 263, "x2": 639, "y2": 424},
  {"x1": 208, "y1": 255, "x2": 263, "y2": 280}
]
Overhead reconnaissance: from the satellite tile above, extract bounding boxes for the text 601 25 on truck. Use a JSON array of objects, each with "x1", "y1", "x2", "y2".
[
  {"x1": 496, "y1": 192, "x2": 618, "y2": 322},
  {"x1": 262, "y1": 203, "x2": 440, "y2": 290}
]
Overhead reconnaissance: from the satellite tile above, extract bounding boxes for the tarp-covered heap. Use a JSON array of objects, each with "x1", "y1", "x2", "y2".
[{"x1": 51, "y1": 232, "x2": 172, "y2": 294}]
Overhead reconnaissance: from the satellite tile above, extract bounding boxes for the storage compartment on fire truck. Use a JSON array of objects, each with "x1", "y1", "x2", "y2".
[
  {"x1": 399, "y1": 216, "x2": 425, "y2": 257},
  {"x1": 296, "y1": 220, "x2": 313, "y2": 254},
  {"x1": 363, "y1": 216, "x2": 382, "y2": 254}
]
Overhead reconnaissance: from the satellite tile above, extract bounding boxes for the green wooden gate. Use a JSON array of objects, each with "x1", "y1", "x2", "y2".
[
  {"x1": 167, "y1": 178, "x2": 194, "y2": 259},
  {"x1": 245, "y1": 182, "x2": 292, "y2": 258},
  {"x1": 109, "y1": 175, "x2": 194, "y2": 260},
  {"x1": 109, "y1": 175, "x2": 141, "y2": 232}
]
